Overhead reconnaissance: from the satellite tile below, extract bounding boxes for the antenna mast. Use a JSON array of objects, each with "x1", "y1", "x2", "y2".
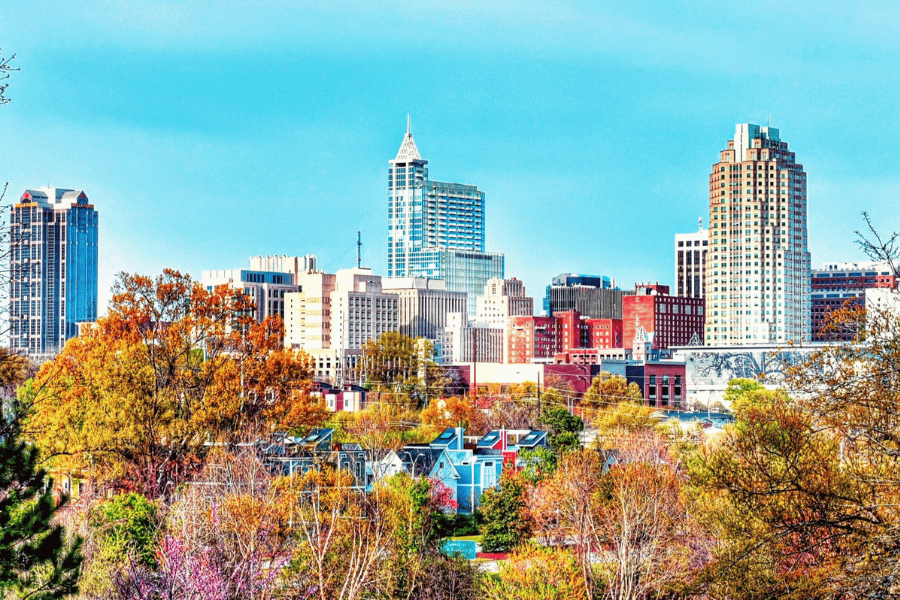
[{"x1": 357, "y1": 231, "x2": 362, "y2": 268}]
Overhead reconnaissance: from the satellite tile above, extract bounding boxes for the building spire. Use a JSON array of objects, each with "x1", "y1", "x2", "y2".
[{"x1": 393, "y1": 115, "x2": 422, "y2": 162}]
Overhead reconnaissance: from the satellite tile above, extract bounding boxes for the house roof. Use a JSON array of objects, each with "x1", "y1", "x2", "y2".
[{"x1": 398, "y1": 447, "x2": 447, "y2": 478}]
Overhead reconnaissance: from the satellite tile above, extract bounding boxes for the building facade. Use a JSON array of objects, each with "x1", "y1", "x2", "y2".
[
  {"x1": 387, "y1": 119, "x2": 504, "y2": 317},
  {"x1": 705, "y1": 124, "x2": 811, "y2": 345},
  {"x1": 249, "y1": 254, "x2": 317, "y2": 277},
  {"x1": 284, "y1": 271, "x2": 337, "y2": 350},
  {"x1": 440, "y1": 312, "x2": 504, "y2": 364},
  {"x1": 476, "y1": 277, "x2": 534, "y2": 326},
  {"x1": 811, "y1": 260, "x2": 896, "y2": 341},
  {"x1": 507, "y1": 315, "x2": 560, "y2": 364},
  {"x1": 543, "y1": 273, "x2": 625, "y2": 319},
  {"x1": 675, "y1": 218, "x2": 709, "y2": 299},
  {"x1": 201, "y1": 269, "x2": 299, "y2": 322},
  {"x1": 382, "y1": 277, "x2": 467, "y2": 342},
  {"x1": 623, "y1": 285, "x2": 705, "y2": 350},
  {"x1": 10, "y1": 188, "x2": 98, "y2": 361}
]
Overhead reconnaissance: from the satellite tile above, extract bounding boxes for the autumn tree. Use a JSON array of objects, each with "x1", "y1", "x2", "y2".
[
  {"x1": 594, "y1": 431, "x2": 701, "y2": 600},
  {"x1": 483, "y1": 544, "x2": 587, "y2": 600},
  {"x1": 24, "y1": 270, "x2": 321, "y2": 496},
  {"x1": 530, "y1": 449, "x2": 602, "y2": 595},
  {"x1": 420, "y1": 395, "x2": 474, "y2": 434},
  {"x1": 591, "y1": 400, "x2": 656, "y2": 436},
  {"x1": 359, "y1": 332, "x2": 448, "y2": 405},
  {"x1": 282, "y1": 467, "x2": 387, "y2": 600},
  {"x1": 582, "y1": 372, "x2": 642, "y2": 416}
]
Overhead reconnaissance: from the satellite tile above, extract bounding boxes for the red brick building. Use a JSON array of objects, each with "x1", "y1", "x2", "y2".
[
  {"x1": 623, "y1": 284, "x2": 705, "y2": 349},
  {"x1": 811, "y1": 261, "x2": 897, "y2": 341},
  {"x1": 507, "y1": 316, "x2": 560, "y2": 363},
  {"x1": 508, "y1": 311, "x2": 624, "y2": 363},
  {"x1": 626, "y1": 361, "x2": 686, "y2": 409}
]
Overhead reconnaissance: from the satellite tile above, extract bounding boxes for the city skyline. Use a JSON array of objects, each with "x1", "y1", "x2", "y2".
[{"x1": 2, "y1": 2, "x2": 899, "y2": 314}]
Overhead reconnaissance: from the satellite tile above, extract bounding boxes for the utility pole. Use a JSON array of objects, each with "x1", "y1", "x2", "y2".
[
  {"x1": 537, "y1": 368, "x2": 542, "y2": 416},
  {"x1": 471, "y1": 327, "x2": 478, "y2": 401}
]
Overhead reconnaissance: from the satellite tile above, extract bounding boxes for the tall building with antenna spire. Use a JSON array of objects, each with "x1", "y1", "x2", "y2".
[
  {"x1": 705, "y1": 123, "x2": 810, "y2": 345},
  {"x1": 387, "y1": 117, "x2": 503, "y2": 316}
]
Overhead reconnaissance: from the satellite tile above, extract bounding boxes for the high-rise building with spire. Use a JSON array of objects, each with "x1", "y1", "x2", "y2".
[
  {"x1": 387, "y1": 117, "x2": 503, "y2": 316},
  {"x1": 705, "y1": 123, "x2": 810, "y2": 345}
]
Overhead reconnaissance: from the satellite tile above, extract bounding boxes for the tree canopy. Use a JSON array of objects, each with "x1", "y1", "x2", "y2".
[{"x1": 24, "y1": 270, "x2": 323, "y2": 496}]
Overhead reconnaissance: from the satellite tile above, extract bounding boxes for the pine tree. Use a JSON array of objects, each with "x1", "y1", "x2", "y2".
[{"x1": 0, "y1": 413, "x2": 83, "y2": 599}]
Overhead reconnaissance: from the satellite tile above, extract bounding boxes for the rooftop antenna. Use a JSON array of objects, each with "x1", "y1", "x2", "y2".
[
  {"x1": 407, "y1": 114, "x2": 411, "y2": 136},
  {"x1": 357, "y1": 231, "x2": 362, "y2": 268},
  {"x1": 767, "y1": 114, "x2": 771, "y2": 127}
]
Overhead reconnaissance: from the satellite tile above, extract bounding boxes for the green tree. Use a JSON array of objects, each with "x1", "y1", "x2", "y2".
[
  {"x1": 722, "y1": 378, "x2": 764, "y2": 406},
  {"x1": 539, "y1": 406, "x2": 583, "y2": 454},
  {"x1": 480, "y1": 471, "x2": 530, "y2": 553},
  {"x1": 0, "y1": 414, "x2": 83, "y2": 599}
]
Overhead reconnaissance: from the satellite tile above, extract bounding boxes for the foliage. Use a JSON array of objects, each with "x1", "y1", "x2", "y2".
[
  {"x1": 420, "y1": 396, "x2": 474, "y2": 434},
  {"x1": 591, "y1": 400, "x2": 656, "y2": 436},
  {"x1": 691, "y1": 370, "x2": 900, "y2": 599},
  {"x1": 479, "y1": 471, "x2": 530, "y2": 553},
  {"x1": 594, "y1": 431, "x2": 701, "y2": 600},
  {"x1": 24, "y1": 270, "x2": 320, "y2": 496},
  {"x1": 412, "y1": 551, "x2": 482, "y2": 600},
  {"x1": 722, "y1": 377, "x2": 764, "y2": 407},
  {"x1": 517, "y1": 446, "x2": 557, "y2": 485},
  {"x1": 359, "y1": 332, "x2": 448, "y2": 405},
  {"x1": 540, "y1": 406, "x2": 583, "y2": 454},
  {"x1": 281, "y1": 467, "x2": 386, "y2": 600},
  {"x1": 529, "y1": 449, "x2": 602, "y2": 595},
  {"x1": 483, "y1": 544, "x2": 587, "y2": 600},
  {"x1": 582, "y1": 372, "x2": 642, "y2": 416},
  {"x1": 0, "y1": 413, "x2": 83, "y2": 599},
  {"x1": 89, "y1": 493, "x2": 159, "y2": 567}
]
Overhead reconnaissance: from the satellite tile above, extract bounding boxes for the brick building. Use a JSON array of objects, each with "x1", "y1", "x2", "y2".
[
  {"x1": 811, "y1": 261, "x2": 896, "y2": 341},
  {"x1": 622, "y1": 284, "x2": 705, "y2": 350},
  {"x1": 507, "y1": 315, "x2": 560, "y2": 363}
]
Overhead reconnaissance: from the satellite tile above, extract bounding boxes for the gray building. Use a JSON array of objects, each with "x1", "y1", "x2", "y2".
[
  {"x1": 382, "y1": 277, "x2": 467, "y2": 342},
  {"x1": 10, "y1": 187, "x2": 98, "y2": 362},
  {"x1": 543, "y1": 273, "x2": 625, "y2": 319}
]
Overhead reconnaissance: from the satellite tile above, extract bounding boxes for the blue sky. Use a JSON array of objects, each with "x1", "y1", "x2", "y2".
[{"x1": 2, "y1": 1, "x2": 899, "y2": 312}]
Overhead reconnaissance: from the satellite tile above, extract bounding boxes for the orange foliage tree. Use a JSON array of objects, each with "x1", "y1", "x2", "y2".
[
  {"x1": 24, "y1": 270, "x2": 326, "y2": 496},
  {"x1": 420, "y1": 396, "x2": 474, "y2": 434}
]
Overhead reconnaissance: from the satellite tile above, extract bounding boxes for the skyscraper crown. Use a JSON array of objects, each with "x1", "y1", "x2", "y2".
[{"x1": 394, "y1": 115, "x2": 422, "y2": 162}]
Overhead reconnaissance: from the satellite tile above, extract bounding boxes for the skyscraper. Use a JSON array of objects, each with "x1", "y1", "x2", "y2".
[
  {"x1": 10, "y1": 187, "x2": 98, "y2": 361},
  {"x1": 705, "y1": 124, "x2": 810, "y2": 345},
  {"x1": 387, "y1": 118, "x2": 503, "y2": 316}
]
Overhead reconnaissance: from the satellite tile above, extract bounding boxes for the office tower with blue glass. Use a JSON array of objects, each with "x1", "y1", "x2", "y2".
[
  {"x1": 388, "y1": 118, "x2": 504, "y2": 317},
  {"x1": 10, "y1": 187, "x2": 98, "y2": 361}
]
